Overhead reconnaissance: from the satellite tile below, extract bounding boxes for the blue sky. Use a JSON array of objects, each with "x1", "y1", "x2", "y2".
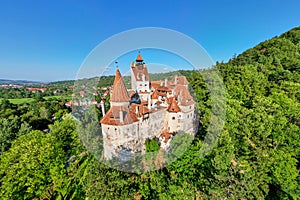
[{"x1": 0, "y1": 0, "x2": 300, "y2": 81}]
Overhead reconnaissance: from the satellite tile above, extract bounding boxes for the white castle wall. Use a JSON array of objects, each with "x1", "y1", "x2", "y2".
[
  {"x1": 139, "y1": 108, "x2": 166, "y2": 139},
  {"x1": 167, "y1": 112, "x2": 179, "y2": 133},
  {"x1": 102, "y1": 108, "x2": 166, "y2": 159},
  {"x1": 102, "y1": 121, "x2": 139, "y2": 159},
  {"x1": 178, "y1": 104, "x2": 195, "y2": 134}
]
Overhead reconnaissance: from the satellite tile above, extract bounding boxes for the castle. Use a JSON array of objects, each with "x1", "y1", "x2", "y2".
[{"x1": 100, "y1": 52, "x2": 196, "y2": 159}]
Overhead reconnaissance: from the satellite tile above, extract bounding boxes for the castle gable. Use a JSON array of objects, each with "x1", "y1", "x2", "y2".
[{"x1": 100, "y1": 106, "x2": 138, "y2": 125}]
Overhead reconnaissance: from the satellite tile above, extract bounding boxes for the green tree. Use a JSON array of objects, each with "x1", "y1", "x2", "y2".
[
  {"x1": 145, "y1": 138, "x2": 160, "y2": 152},
  {"x1": 0, "y1": 116, "x2": 30, "y2": 152},
  {"x1": 0, "y1": 130, "x2": 66, "y2": 199}
]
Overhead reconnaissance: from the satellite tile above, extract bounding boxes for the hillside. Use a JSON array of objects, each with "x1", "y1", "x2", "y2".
[
  {"x1": 213, "y1": 26, "x2": 300, "y2": 198},
  {"x1": 0, "y1": 27, "x2": 299, "y2": 199}
]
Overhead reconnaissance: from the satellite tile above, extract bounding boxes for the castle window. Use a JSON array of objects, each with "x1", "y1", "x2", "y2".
[{"x1": 172, "y1": 117, "x2": 175, "y2": 120}]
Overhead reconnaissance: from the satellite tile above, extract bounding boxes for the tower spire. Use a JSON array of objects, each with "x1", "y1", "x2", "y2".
[
  {"x1": 110, "y1": 69, "x2": 130, "y2": 103},
  {"x1": 136, "y1": 51, "x2": 144, "y2": 62}
]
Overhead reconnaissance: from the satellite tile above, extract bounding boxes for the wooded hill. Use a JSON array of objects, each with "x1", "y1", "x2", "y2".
[{"x1": 0, "y1": 27, "x2": 299, "y2": 199}]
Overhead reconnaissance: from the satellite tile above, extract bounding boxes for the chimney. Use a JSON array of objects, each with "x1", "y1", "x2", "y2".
[
  {"x1": 178, "y1": 90, "x2": 183, "y2": 105},
  {"x1": 175, "y1": 75, "x2": 178, "y2": 85},
  {"x1": 165, "y1": 78, "x2": 168, "y2": 87},
  {"x1": 135, "y1": 105, "x2": 138, "y2": 114},
  {"x1": 100, "y1": 100, "x2": 106, "y2": 116},
  {"x1": 148, "y1": 94, "x2": 151, "y2": 109},
  {"x1": 119, "y1": 110, "x2": 123, "y2": 123}
]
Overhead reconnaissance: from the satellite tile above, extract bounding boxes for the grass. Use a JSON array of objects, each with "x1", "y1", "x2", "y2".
[
  {"x1": 44, "y1": 95, "x2": 72, "y2": 100},
  {"x1": 9, "y1": 98, "x2": 35, "y2": 104},
  {"x1": 0, "y1": 98, "x2": 34, "y2": 104}
]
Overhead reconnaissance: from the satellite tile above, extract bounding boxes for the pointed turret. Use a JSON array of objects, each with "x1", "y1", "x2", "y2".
[
  {"x1": 167, "y1": 97, "x2": 181, "y2": 113},
  {"x1": 110, "y1": 69, "x2": 130, "y2": 103},
  {"x1": 151, "y1": 90, "x2": 158, "y2": 99},
  {"x1": 136, "y1": 51, "x2": 144, "y2": 62}
]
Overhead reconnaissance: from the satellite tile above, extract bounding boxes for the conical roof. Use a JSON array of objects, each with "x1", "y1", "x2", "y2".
[
  {"x1": 151, "y1": 90, "x2": 158, "y2": 99},
  {"x1": 110, "y1": 69, "x2": 130, "y2": 102},
  {"x1": 167, "y1": 97, "x2": 181, "y2": 113},
  {"x1": 136, "y1": 52, "x2": 143, "y2": 62}
]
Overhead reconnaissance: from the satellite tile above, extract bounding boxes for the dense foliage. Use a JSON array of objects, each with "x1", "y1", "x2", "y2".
[{"x1": 0, "y1": 27, "x2": 299, "y2": 199}]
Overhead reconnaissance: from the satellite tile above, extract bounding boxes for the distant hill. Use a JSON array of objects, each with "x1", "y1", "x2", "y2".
[{"x1": 0, "y1": 79, "x2": 43, "y2": 85}]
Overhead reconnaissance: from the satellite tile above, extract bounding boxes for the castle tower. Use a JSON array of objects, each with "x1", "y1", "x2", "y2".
[
  {"x1": 101, "y1": 69, "x2": 139, "y2": 159},
  {"x1": 130, "y1": 52, "x2": 150, "y2": 95},
  {"x1": 110, "y1": 69, "x2": 130, "y2": 107},
  {"x1": 166, "y1": 97, "x2": 181, "y2": 133}
]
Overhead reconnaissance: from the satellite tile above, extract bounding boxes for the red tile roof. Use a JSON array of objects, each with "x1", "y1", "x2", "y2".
[
  {"x1": 167, "y1": 97, "x2": 181, "y2": 113},
  {"x1": 138, "y1": 91, "x2": 149, "y2": 94},
  {"x1": 167, "y1": 96, "x2": 175, "y2": 104},
  {"x1": 161, "y1": 130, "x2": 176, "y2": 142},
  {"x1": 156, "y1": 85, "x2": 172, "y2": 92},
  {"x1": 151, "y1": 90, "x2": 158, "y2": 99},
  {"x1": 100, "y1": 106, "x2": 139, "y2": 125},
  {"x1": 136, "y1": 52, "x2": 144, "y2": 62},
  {"x1": 110, "y1": 69, "x2": 130, "y2": 102},
  {"x1": 174, "y1": 85, "x2": 194, "y2": 106},
  {"x1": 171, "y1": 76, "x2": 189, "y2": 85},
  {"x1": 27, "y1": 88, "x2": 46, "y2": 93},
  {"x1": 131, "y1": 104, "x2": 150, "y2": 117},
  {"x1": 157, "y1": 91, "x2": 167, "y2": 97},
  {"x1": 150, "y1": 81, "x2": 162, "y2": 89}
]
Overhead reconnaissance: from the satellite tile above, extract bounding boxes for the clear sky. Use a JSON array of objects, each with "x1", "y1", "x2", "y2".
[{"x1": 0, "y1": 0, "x2": 300, "y2": 81}]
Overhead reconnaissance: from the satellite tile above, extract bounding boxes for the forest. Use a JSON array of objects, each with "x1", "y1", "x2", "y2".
[{"x1": 0, "y1": 27, "x2": 299, "y2": 199}]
